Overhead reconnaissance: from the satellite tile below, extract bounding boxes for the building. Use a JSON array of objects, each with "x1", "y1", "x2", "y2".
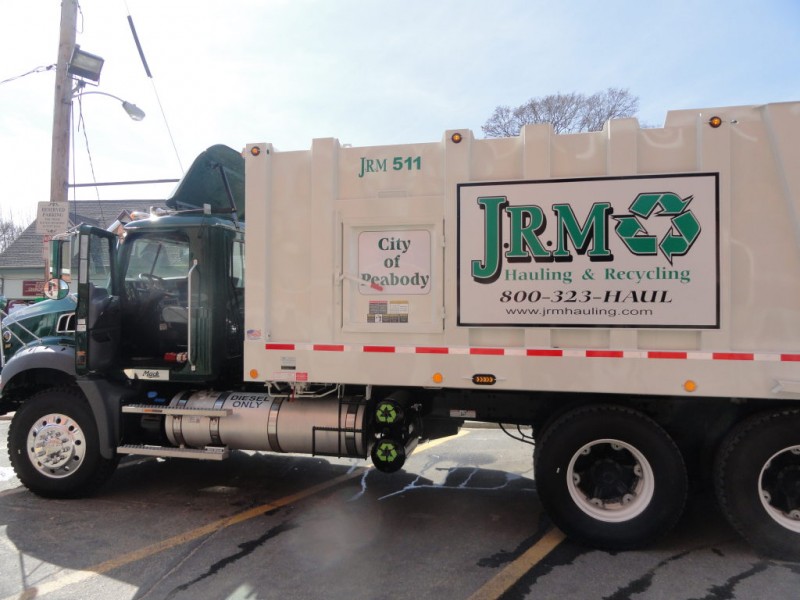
[{"x1": 0, "y1": 200, "x2": 166, "y2": 303}]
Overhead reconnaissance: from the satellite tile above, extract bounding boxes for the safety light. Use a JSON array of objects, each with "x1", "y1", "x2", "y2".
[
  {"x1": 451, "y1": 132, "x2": 463, "y2": 144},
  {"x1": 684, "y1": 380, "x2": 698, "y2": 393},
  {"x1": 708, "y1": 116, "x2": 723, "y2": 128},
  {"x1": 249, "y1": 369, "x2": 259, "y2": 379},
  {"x1": 68, "y1": 45, "x2": 105, "y2": 83},
  {"x1": 250, "y1": 146, "x2": 261, "y2": 157},
  {"x1": 432, "y1": 372, "x2": 444, "y2": 384}
]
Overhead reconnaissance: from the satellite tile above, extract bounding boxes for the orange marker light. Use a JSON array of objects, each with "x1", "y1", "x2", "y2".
[
  {"x1": 451, "y1": 132, "x2": 463, "y2": 144},
  {"x1": 249, "y1": 369, "x2": 259, "y2": 379},
  {"x1": 684, "y1": 380, "x2": 697, "y2": 393},
  {"x1": 250, "y1": 146, "x2": 262, "y2": 156},
  {"x1": 708, "y1": 116, "x2": 723, "y2": 128},
  {"x1": 432, "y1": 372, "x2": 444, "y2": 384}
]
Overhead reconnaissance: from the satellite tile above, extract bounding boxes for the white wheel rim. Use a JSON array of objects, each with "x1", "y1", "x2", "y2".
[
  {"x1": 26, "y1": 413, "x2": 86, "y2": 479},
  {"x1": 566, "y1": 438, "x2": 655, "y2": 523},
  {"x1": 758, "y1": 445, "x2": 800, "y2": 533}
]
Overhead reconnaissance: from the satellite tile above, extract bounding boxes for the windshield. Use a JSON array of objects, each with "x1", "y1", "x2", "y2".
[{"x1": 125, "y1": 235, "x2": 191, "y2": 281}]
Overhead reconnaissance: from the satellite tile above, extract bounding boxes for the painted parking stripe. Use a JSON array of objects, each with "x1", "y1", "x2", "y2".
[
  {"x1": 5, "y1": 432, "x2": 468, "y2": 599},
  {"x1": 468, "y1": 527, "x2": 566, "y2": 600}
]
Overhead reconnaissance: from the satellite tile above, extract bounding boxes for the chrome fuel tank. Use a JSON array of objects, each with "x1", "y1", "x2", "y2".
[{"x1": 165, "y1": 390, "x2": 369, "y2": 457}]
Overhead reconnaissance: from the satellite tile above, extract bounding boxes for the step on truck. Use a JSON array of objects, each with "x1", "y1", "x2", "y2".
[{"x1": 1, "y1": 102, "x2": 799, "y2": 560}]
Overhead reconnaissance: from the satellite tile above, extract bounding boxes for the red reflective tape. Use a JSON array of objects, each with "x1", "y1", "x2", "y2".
[
  {"x1": 712, "y1": 352, "x2": 754, "y2": 361},
  {"x1": 271, "y1": 342, "x2": 799, "y2": 363},
  {"x1": 470, "y1": 348, "x2": 505, "y2": 356},
  {"x1": 313, "y1": 344, "x2": 344, "y2": 352},
  {"x1": 647, "y1": 351, "x2": 688, "y2": 360},
  {"x1": 526, "y1": 349, "x2": 564, "y2": 357},
  {"x1": 586, "y1": 350, "x2": 625, "y2": 358}
]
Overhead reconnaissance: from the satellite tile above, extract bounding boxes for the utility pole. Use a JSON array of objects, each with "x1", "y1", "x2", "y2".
[{"x1": 50, "y1": 0, "x2": 78, "y2": 204}]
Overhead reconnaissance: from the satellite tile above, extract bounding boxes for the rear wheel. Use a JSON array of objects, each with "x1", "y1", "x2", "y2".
[
  {"x1": 714, "y1": 409, "x2": 800, "y2": 560},
  {"x1": 534, "y1": 404, "x2": 687, "y2": 550},
  {"x1": 8, "y1": 386, "x2": 118, "y2": 498}
]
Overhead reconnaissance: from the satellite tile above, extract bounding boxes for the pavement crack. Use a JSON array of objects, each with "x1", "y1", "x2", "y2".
[
  {"x1": 686, "y1": 561, "x2": 771, "y2": 600},
  {"x1": 602, "y1": 549, "x2": 694, "y2": 600},
  {"x1": 163, "y1": 518, "x2": 297, "y2": 599}
]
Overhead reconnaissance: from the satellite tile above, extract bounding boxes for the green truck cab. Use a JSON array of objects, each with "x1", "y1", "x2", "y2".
[
  {"x1": 1, "y1": 295, "x2": 77, "y2": 371},
  {"x1": 74, "y1": 212, "x2": 245, "y2": 383},
  {"x1": 0, "y1": 145, "x2": 246, "y2": 482}
]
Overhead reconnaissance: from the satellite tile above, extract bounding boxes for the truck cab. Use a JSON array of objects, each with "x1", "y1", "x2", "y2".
[{"x1": 74, "y1": 214, "x2": 244, "y2": 384}]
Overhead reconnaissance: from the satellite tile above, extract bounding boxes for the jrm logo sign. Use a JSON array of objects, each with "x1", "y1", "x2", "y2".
[{"x1": 457, "y1": 174, "x2": 719, "y2": 329}]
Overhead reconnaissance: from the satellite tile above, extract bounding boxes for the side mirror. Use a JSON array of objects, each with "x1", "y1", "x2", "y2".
[{"x1": 44, "y1": 278, "x2": 70, "y2": 301}]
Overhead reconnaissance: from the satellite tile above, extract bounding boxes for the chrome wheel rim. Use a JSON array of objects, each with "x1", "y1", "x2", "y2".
[{"x1": 27, "y1": 413, "x2": 86, "y2": 478}]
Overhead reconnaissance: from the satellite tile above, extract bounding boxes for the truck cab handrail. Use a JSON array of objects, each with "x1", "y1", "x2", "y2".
[{"x1": 187, "y1": 259, "x2": 199, "y2": 372}]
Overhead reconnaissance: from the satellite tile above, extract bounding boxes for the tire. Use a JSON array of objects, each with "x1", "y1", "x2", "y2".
[
  {"x1": 8, "y1": 386, "x2": 119, "y2": 498},
  {"x1": 714, "y1": 409, "x2": 800, "y2": 561},
  {"x1": 534, "y1": 404, "x2": 688, "y2": 550}
]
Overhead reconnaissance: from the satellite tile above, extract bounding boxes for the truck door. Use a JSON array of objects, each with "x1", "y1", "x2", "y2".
[{"x1": 75, "y1": 225, "x2": 120, "y2": 375}]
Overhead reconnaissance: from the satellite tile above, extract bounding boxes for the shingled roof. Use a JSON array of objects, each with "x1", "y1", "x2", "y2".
[{"x1": 0, "y1": 200, "x2": 167, "y2": 268}]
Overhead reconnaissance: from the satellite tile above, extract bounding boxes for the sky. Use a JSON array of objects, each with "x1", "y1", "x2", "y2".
[{"x1": 1, "y1": 0, "x2": 798, "y2": 226}]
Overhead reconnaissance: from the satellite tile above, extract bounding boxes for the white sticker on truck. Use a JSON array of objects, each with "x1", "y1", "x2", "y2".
[
  {"x1": 124, "y1": 368, "x2": 170, "y2": 381},
  {"x1": 358, "y1": 230, "x2": 431, "y2": 295}
]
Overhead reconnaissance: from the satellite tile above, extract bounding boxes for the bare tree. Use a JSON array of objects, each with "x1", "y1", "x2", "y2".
[
  {"x1": 0, "y1": 214, "x2": 28, "y2": 254},
  {"x1": 482, "y1": 88, "x2": 639, "y2": 138}
]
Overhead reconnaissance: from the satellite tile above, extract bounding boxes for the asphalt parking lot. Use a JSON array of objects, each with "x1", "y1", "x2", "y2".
[{"x1": 0, "y1": 420, "x2": 798, "y2": 600}]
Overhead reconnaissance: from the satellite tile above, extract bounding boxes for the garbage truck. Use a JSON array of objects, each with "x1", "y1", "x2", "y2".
[{"x1": 1, "y1": 101, "x2": 799, "y2": 560}]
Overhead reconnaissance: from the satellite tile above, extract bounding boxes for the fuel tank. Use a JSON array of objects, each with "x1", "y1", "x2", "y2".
[{"x1": 165, "y1": 390, "x2": 370, "y2": 458}]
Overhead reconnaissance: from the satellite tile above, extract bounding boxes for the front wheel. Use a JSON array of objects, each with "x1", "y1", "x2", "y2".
[
  {"x1": 534, "y1": 405, "x2": 687, "y2": 550},
  {"x1": 714, "y1": 410, "x2": 800, "y2": 561},
  {"x1": 8, "y1": 387, "x2": 119, "y2": 498}
]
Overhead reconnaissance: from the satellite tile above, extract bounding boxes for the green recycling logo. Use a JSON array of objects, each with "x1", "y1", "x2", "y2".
[
  {"x1": 375, "y1": 402, "x2": 398, "y2": 424},
  {"x1": 375, "y1": 441, "x2": 399, "y2": 463},
  {"x1": 614, "y1": 192, "x2": 701, "y2": 264}
]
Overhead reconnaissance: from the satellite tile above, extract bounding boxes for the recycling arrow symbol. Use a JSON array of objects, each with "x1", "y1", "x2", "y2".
[{"x1": 614, "y1": 192, "x2": 701, "y2": 264}]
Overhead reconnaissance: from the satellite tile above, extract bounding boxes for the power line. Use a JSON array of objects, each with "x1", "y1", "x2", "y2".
[
  {"x1": 123, "y1": 1, "x2": 185, "y2": 174},
  {"x1": 0, "y1": 65, "x2": 56, "y2": 86},
  {"x1": 74, "y1": 94, "x2": 102, "y2": 204}
]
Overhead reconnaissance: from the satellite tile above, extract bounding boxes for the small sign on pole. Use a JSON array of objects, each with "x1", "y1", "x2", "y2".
[{"x1": 36, "y1": 201, "x2": 70, "y2": 236}]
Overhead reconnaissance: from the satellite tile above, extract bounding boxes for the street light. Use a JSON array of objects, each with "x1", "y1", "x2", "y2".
[
  {"x1": 75, "y1": 90, "x2": 146, "y2": 121},
  {"x1": 50, "y1": 2, "x2": 146, "y2": 205},
  {"x1": 67, "y1": 45, "x2": 104, "y2": 83}
]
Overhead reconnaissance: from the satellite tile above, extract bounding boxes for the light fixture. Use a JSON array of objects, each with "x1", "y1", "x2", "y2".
[
  {"x1": 77, "y1": 91, "x2": 146, "y2": 121},
  {"x1": 67, "y1": 45, "x2": 104, "y2": 83}
]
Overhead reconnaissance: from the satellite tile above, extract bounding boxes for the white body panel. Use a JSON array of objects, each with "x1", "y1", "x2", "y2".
[{"x1": 243, "y1": 102, "x2": 800, "y2": 400}]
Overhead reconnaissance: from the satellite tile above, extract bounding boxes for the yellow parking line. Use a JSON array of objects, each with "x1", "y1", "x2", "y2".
[
  {"x1": 7, "y1": 430, "x2": 470, "y2": 599},
  {"x1": 468, "y1": 527, "x2": 566, "y2": 600},
  {"x1": 6, "y1": 468, "x2": 368, "y2": 599}
]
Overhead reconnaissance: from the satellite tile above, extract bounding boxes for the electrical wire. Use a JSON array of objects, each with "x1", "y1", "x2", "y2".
[
  {"x1": 0, "y1": 65, "x2": 56, "y2": 86},
  {"x1": 75, "y1": 95, "x2": 101, "y2": 202},
  {"x1": 498, "y1": 423, "x2": 535, "y2": 446},
  {"x1": 123, "y1": 0, "x2": 185, "y2": 174},
  {"x1": 73, "y1": 95, "x2": 106, "y2": 225},
  {"x1": 147, "y1": 79, "x2": 184, "y2": 174}
]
